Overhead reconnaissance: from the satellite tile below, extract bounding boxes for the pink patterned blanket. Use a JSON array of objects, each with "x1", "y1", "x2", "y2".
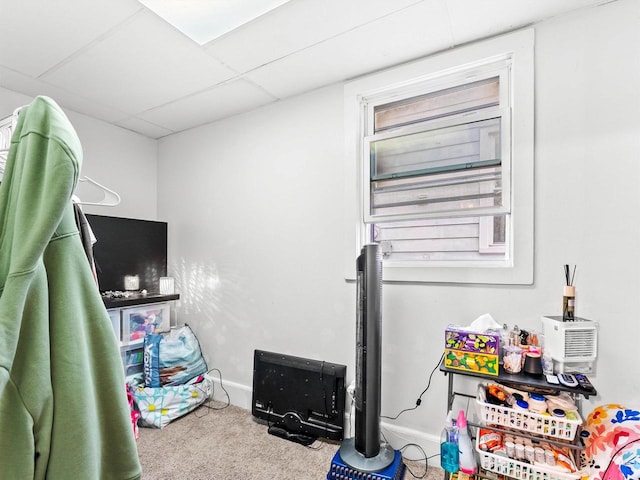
[{"x1": 581, "y1": 404, "x2": 640, "y2": 480}]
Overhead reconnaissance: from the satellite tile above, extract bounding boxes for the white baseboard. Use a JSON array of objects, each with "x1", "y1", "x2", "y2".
[
  {"x1": 343, "y1": 402, "x2": 440, "y2": 459},
  {"x1": 209, "y1": 375, "x2": 253, "y2": 411},
  {"x1": 380, "y1": 421, "x2": 440, "y2": 459}
]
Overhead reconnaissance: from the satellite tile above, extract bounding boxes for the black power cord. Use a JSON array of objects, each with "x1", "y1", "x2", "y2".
[
  {"x1": 379, "y1": 428, "x2": 434, "y2": 479},
  {"x1": 377, "y1": 352, "x2": 445, "y2": 478},
  {"x1": 381, "y1": 352, "x2": 444, "y2": 421},
  {"x1": 400, "y1": 446, "x2": 441, "y2": 479},
  {"x1": 196, "y1": 367, "x2": 231, "y2": 418}
]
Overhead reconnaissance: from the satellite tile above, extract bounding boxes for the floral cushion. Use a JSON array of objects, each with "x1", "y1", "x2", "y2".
[{"x1": 581, "y1": 404, "x2": 640, "y2": 480}]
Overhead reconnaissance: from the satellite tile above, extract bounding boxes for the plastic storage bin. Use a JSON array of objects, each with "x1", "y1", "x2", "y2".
[
  {"x1": 476, "y1": 384, "x2": 582, "y2": 441},
  {"x1": 476, "y1": 436, "x2": 583, "y2": 480},
  {"x1": 121, "y1": 345, "x2": 144, "y2": 379},
  {"x1": 122, "y1": 302, "x2": 171, "y2": 345}
]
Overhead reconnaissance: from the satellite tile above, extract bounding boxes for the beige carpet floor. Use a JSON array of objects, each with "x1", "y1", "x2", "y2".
[{"x1": 136, "y1": 402, "x2": 444, "y2": 480}]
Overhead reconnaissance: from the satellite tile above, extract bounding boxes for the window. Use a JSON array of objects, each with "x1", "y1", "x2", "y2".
[
  {"x1": 366, "y1": 71, "x2": 508, "y2": 263},
  {"x1": 343, "y1": 28, "x2": 534, "y2": 284}
]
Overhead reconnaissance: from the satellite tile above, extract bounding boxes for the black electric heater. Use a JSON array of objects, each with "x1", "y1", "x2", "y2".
[
  {"x1": 252, "y1": 350, "x2": 347, "y2": 446},
  {"x1": 327, "y1": 244, "x2": 405, "y2": 480}
]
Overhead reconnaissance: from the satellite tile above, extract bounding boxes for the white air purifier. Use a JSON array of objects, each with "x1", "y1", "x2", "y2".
[{"x1": 541, "y1": 316, "x2": 598, "y2": 374}]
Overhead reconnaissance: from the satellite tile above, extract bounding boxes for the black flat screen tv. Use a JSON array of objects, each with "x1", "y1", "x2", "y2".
[
  {"x1": 252, "y1": 350, "x2": 347, "y2": 443},
  {"x1": 86, "y1": 214, "x2": 167, "y2": 293}
]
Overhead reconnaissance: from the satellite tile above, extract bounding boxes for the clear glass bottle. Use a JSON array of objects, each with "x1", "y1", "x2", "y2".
[{"x1": 562, "y1": 285, "x2": 576, "y2": 320}]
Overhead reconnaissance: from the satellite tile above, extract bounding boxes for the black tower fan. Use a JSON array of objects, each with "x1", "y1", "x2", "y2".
[{"x1": 337, "y1": 244, "x2": 397, "y2": 472}]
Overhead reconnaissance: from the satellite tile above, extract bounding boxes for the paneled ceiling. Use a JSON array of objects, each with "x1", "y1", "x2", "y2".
[{"x1": 0, "y1": 0, "x2": 611, "y2": 139}]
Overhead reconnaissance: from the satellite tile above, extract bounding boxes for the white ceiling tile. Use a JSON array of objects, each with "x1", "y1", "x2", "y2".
[
  {"x1": 245, "y1": 1, "x2": 454, "y2": 99},
  {"x1": 0, "y1": 66, "x2": 129, "y2": 123},
  {"x1": 138, "y1": 79, "x2": 277, "y2": 133},
  {"x1": 116, "y1": 116, "x2": 175, "y2": 138},
  {"x1": 40, "y1": 10, "x2": 237, "y2": 114},
  {"x1": 205, "y1": 0, "x2": 424, "y2": 72},
  {"x1": 0, "y1": 0, "x2": 143, "y2": 77}
]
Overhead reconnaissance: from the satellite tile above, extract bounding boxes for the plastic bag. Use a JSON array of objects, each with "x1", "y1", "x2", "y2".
[{"x1": 143, "y1": 324, "x2": 207, "y2": 387}]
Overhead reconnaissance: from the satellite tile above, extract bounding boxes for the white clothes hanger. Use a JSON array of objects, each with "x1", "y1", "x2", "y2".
[
  {"x1": 0, "y1": 107, "x2": 120, "y2": 208},
  {"x1": 0, "y1": 110, "x2": 17, "y2": 180},
  {"x1": 75, "y1": 176, "x2": 121, "y2": 206},
  {"x1": 0, "y1": 106, "x2": 22, "y2": 152}
]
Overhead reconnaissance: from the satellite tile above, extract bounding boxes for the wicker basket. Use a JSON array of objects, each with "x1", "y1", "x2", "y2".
[
  {"x1": 476, "y1": 384, "x2": 582, "y2": 441},
  {"x1": 475, "y1": 436, "x2": 584, "y2": 480}
]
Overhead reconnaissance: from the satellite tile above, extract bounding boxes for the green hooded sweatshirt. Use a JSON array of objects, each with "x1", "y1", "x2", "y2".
[{"x1": 0, "y1": 97, "x2": 142, "y2": 479}]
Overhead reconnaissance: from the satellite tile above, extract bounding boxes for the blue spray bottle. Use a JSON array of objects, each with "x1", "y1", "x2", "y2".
[{"x1": 440, "y1": 410, "x2": 459, "y2": 472}]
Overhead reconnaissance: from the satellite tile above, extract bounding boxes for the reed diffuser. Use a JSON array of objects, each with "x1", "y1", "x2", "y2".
[{"x1": 562, "y1": 264, "x2": 576, "y2": 321}]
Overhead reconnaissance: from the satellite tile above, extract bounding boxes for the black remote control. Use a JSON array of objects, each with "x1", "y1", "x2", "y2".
[
  {"x1": 574, "y1": 374, "x2": 595, "y2": 392},
  {"x1": 558, "y1": 373, "x2": 578, "y2": 388}
]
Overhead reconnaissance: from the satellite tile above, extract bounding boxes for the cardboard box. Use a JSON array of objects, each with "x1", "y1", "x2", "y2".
[
  {"x1": 444, "y1": 348, "x2": 499, "y2": 376},
  {"x1": 445, "y1": 326, "x2": 500, "y2": 355}
]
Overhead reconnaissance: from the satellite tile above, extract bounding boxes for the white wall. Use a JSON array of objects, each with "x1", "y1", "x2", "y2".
[
  {"x1": 0, "y1": 87, "x2": 158, "y2": 220},
  {"x1": 157, "y1": 86, "x2": 354, "y2": 399},
  {"x1": 158, "y1": 0, "x2": 640, "y2": 455},
  {"x1": 67, "y1": 111, "x2": 158, "y2": 220}
]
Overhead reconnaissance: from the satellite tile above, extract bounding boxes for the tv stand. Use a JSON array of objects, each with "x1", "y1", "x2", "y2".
[{"x1": 267, "y1": 425, "x2": 316, "y2": 446}]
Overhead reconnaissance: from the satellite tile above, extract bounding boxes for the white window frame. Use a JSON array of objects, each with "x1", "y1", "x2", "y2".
[{"x1": 343, "y1": 28, "x2": 534, "y2": 284}]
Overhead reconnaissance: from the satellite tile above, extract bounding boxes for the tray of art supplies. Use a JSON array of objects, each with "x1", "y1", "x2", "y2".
[
  {"x1": 476, "y1": 383, "x2": 583, "y2": 442},
  {"x1": 476, "y1": 431, "x2": 584, "y2": 480}
]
